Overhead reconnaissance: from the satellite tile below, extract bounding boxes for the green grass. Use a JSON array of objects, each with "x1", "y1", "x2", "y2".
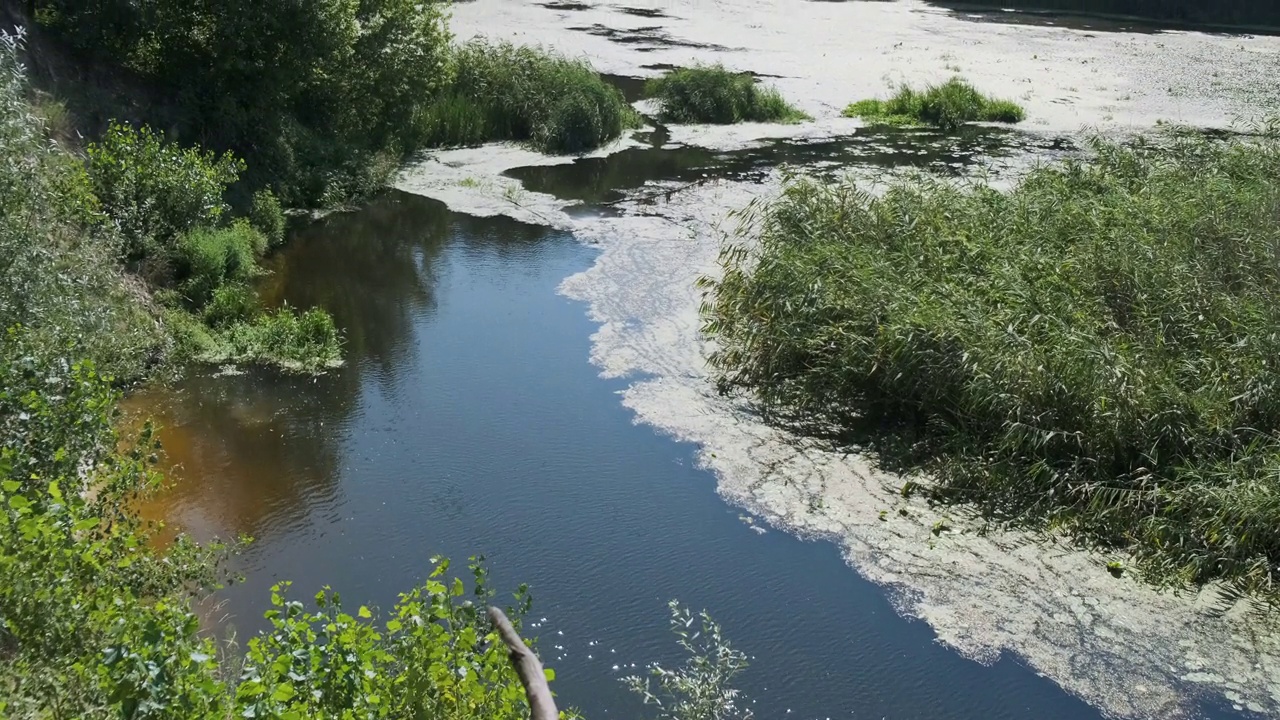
[
  {"x1": 644, "y1": 64, "x2": 810, "y2": 125},
  {"x1": 169, "y1": 305, "x2": 343, "y2": 373},
  {"x1": 173, "y1": 222, "x2": 263, "y2": 307},
  {"x1": 703, "y1": 128, "x2": 1280, "y2": 603},
  {"x1": 844, "y1": 77, "x2": 1025, "y2": 130},
  {"x1": 419, "y1": 40, "x2": 640, "y2": 154}
]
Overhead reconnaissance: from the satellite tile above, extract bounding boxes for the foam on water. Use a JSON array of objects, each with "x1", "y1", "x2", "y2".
[{"x1": 395, "y1": 2, "x2": 1280, "y2": 716}]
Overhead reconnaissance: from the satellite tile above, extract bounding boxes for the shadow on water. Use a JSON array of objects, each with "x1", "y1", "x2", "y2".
[
  {"x1": 922, "y1": 1, "x2": 1280, "y2": 35},
  {"x1": 507, "y1": 125, "x2": 1073, "y2": 205}
]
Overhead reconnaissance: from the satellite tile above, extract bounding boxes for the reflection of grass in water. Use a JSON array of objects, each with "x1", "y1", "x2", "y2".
[
  {"x1": 645, "y1": 64, "x2": 809, "y2": 124},
  {"x1": 704, "y1": 127, "x2": 1280, "y2": 605},
  {"x1": 845, "y1": 77, "x2": 1025, "y2": 130}
]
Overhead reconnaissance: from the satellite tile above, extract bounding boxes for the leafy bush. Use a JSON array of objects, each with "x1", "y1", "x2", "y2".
[
  {"x1": 86, "y1": 122, "x2": 244, "y2": 261},
  {"x1": 843, "y1": 77, "x2": 1025, "y2": 130},
  {"x1": 38, "y1": 0, "x2": 454, "y2": 207},
  {"x1": 174, "y1": 222, "x2": 264, "y2": 308},
  {"x1": 422, "y1": 40, "x2": 639, "y2": 154},
  {"x1": 0, "y1": 330, "x2": 222, "y2": 717},
  {"x1": 645, "y1": 65, "x2": 808, "y2": 124},
  {"x1": 248, "y1": 188, "x2": 287, "y2": 249},
  {"x1": 704, "y1": 128, "x2": 1280, "y2": 601}
]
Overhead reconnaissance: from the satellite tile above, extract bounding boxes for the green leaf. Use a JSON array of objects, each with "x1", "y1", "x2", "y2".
[
  {"x1": 1, "y1": 480, "x2": 19, "y2": 493},
  {"x1": 358, "y1": 605, "x2": 372, "y2": 619},
  {"x1": 8, "y1": 495, "x2": 30, "y2": 512},
  {"x1": 543, "y1": 668, "x2": 555, "y2": 682},
  {"x1": 271, "y1": 683, "x2": 297, "y2": 702},
  {"x1": 452, "y1": 578, "x2": 464, "y2": 597},
  {"x1": 385, "y1": 619, "x2": 402, "y2": 632}
]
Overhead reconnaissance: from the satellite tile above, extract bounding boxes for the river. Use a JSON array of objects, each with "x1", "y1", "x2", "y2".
[{"x1": 128, "y1": 2, "x2": 1280, "y2": 718}]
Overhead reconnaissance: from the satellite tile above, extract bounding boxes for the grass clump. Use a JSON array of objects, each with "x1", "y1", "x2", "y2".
[
  {"x1": 247, "y1": 188, "x2": 287, "y2": 250},
  {"x1": 420, "y1": 40, "x2": 639, "y2": 154},
  {"x1": 843, "y1": 77, "x2": 1025, "y2": 130},
  {"x1": 645, "y1": 64, "x2": 809, "y2": 124},
  {"x1": 704, "y1": 128, "x2": 1280, "y2": 602}
]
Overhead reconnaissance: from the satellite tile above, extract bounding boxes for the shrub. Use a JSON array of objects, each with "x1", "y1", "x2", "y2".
[
  {"x1": 86, "y1": 122, "x2": 244, "y2": 260},
  {"x1": 704, "y1": 128, "x2": 1280, "y2": 602},
  {"x1": 645, "y1": 64, "x2": 809, "y2": 124},
  {"x1": 247, "y1": 188, "x2": 287, "y2": 249},
  {"x1": 844, "y1": 77, "x2": 1025, "y2": 130},
  {"x1": 422, "y1": 40, "x2": 639, "y2": 154},
  {"x1": 174, "y1": 223, "x2": 263, "y2": 308}
]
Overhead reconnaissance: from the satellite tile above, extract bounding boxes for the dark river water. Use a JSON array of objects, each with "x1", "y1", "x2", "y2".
[{"x1": 126, "y1": 127, "x2": 1256, "y2": 719}]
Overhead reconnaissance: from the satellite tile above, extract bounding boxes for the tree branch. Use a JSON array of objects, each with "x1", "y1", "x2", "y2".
[{"x1": 488, "y1": 606, "x2": 558, "y2": 720}]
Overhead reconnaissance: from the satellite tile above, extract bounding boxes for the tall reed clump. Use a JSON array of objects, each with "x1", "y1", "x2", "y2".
[
  {"x1": 419, "y1": 40, "x2": 639, "y2": 154},
  {"x1": 645, "y1": 64, "x2": 809, "y2": 124},
  {"x1": 703, "y1": 127, "x2": 1280, "y2": 603},
  {"x1": 844, "y1": 77, "x2": 1025, "y2": 130}
]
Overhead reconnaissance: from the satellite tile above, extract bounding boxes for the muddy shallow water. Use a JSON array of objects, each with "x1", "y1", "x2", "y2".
[{"x1": 133, "y1": 2, "x2": 1280, "y2": 719}]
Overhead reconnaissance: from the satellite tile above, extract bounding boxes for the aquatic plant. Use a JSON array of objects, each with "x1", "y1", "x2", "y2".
[
  {"x1": 844, "y1": 77, "x2": 1025, "y2": 130},
  {"x1": 420, "y1": 40, "x2": 640, "y2": 154},
  {"x1": 703, "y1": 127, "x2": 1280, "y2": 603},
  {"x1": 645, "y1": 64, "x2": 809, "y2": 125},
  {"x1": 623, "y1": 600, "x2": 753, "y2": 720}
]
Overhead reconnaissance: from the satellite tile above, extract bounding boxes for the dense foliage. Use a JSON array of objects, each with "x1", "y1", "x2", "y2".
[
  {"x1": 645, "y1": 65, "x2": 808, "y2": 125},
  {"x1": 83, "y1": 120, "x2": 343, "y2": 373},
  {"x1": 31, "y1": 2, "x2": 638, "y2": 205},
  {"x1": 421, "y1": 41, "x2": 639, "y2": 154},
  {"x1": 87, "y1": 122, "x2": 243, "y2": 263},
  {"x1": 844, "y1": 77, "x2": 1024, "y2": 131},
  {"x1": 34, "y1": 0, "x2": 454, "y2": 206},
  {"x1": 704, "y1": 128, "x2": 1280, "y2": 601},
  {"x1": 1, "y1": 27, "x2": 340, "y2": 375}
]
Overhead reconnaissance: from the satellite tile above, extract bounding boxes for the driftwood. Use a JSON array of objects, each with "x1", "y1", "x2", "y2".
[{"x1": 489, "y1": 606, "x2": 558, "y2": 720}]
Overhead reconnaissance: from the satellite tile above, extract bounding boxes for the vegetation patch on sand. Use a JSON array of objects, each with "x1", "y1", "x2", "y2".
[
  {"x1": 703, "y1": 126, "x2": 1280, "y2": 603},
  {"x1": 844, "y1": 77, "x2": 1025, "y2": 130},
  {"x1": 645, "y1": 64, "x2": 809, "y2": 124},
  {"x1": 420, "y1": 40, "x2": 640, "y2": 154}
]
